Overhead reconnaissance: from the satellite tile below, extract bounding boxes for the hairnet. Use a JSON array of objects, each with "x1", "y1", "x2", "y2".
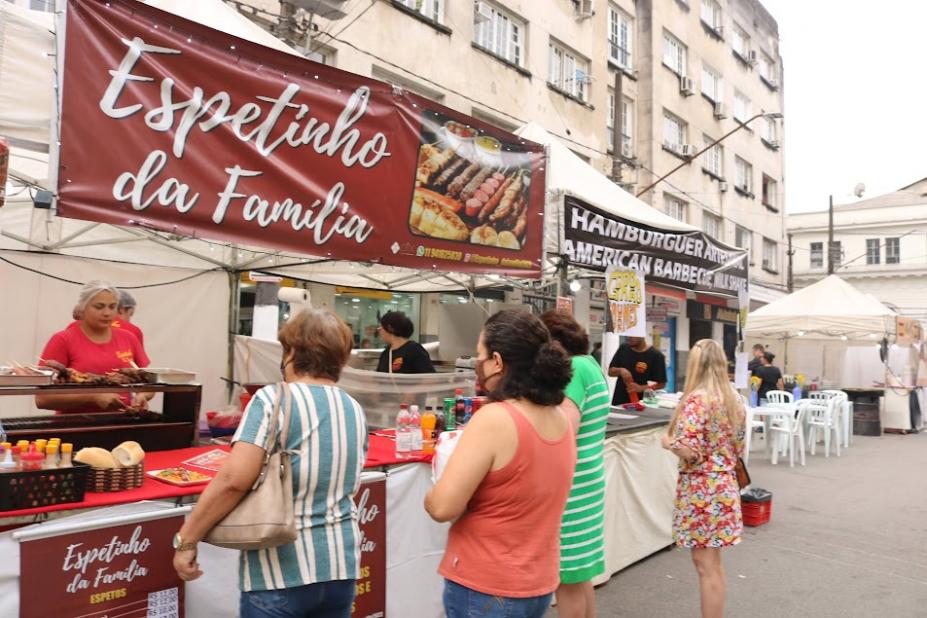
[
  {"x1": 117, "y1": 289, "x2": 137, "y2": 309},
  {"x1": 74, "y1": 280, "x2": 120, "y2": 319}
]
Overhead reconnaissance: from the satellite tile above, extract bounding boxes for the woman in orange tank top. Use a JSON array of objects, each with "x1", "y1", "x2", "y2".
[{"x1": 425, "y1": 310, "x2": 579, "y2": 618}]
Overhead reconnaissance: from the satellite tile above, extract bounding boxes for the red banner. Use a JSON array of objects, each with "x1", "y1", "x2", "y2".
[
  {"x1": 57, "y1": 0, "x2": 546, "y2": 277},
  {"x1": 20, "y1": 515, "x2": 184, "y2": 618},
  {"x1": 352, "y1": 475, "x2": 386, "y2": 618}
]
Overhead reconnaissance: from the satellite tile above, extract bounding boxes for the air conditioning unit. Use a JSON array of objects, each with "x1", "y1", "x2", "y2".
[
  {"x1": 719, "y1": 181, "x2": 729, "y2": 192},
  {"x1": 576, "y1": 0, "x2": 595, "y2": 18},
  {"x1": 747, "y1": 50, "x2": 758, "y2": 65},
  {"x1": 474, "y1": 1, "x2": 492, "y2": 23},
  {"x1": 681, "y1": 144, "x2": 697, "y2": 157},
  {"x1": 713, "y1": 101, "x2": 727, "y2": 119},
  {"x1": 767, "y1": 139, "x2": 781, "y2": 150},
  {"x1": 679, "y1": 75, "x2": 695, "y2": 96},
  {"x1": 767, "y1": 78, "x2": 780, "y2": 90},
  {"x1": 621, "y1": 142, "x2": 633, "y2": 158},
  {"x1": 662, "y1": 139, "x2": 678, "y2": 152}
]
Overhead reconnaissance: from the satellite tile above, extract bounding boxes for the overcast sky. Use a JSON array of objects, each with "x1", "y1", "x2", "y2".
[{"x1": 761, "y1": 0, "x2": 927, "y2": 213}]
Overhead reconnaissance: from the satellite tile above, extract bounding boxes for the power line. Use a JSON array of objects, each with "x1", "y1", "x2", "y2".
[{"x1": 308, "y1": 0, "x2": 378, "y2": 55}]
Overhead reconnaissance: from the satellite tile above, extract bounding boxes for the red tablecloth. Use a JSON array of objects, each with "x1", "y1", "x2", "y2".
[{"x1": 1, "y1": 435, "x2": 430, "y2": 519}]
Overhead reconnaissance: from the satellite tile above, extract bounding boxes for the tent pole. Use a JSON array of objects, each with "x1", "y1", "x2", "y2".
[{"x1": 226, "y1": 251, "x2": 241, "y2": 403}]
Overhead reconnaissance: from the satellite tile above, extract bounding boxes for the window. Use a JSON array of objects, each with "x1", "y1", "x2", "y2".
[
  {"x1": 663, "y1": 31, "x2": 687, "y2": 76},
  {"x1": 608, "y1": 5, "x2": 633, "y2": 69},
  {"x1": 473, "y1": 2, "x2": 525, "y2": 66},
  {"x1": 607, "y1": 91, "x2": 634, "y2": 156},
  {"x1": 703, "y1": 135, "x2": 723, "y2": 177},
  {"x1": 701, "y1": 64, "x2": 723, "y2": 101},
  {"x1": 733, "y1": 90, "x2": 751, "y2": 123},
  {"x1": 549, "y1": 42, "x2": 590, "y2": 101},
  {"x1": 760, "y1": 54, "x2": 779, "y2": 89},
  {"x1": 865, "y1": 239, "x2": 881, "y2": 265},
  {"x1": 396, "y1": 0, "x2": 443, "y2": 22},
  {"x1": 663, "y1": 111, "x2": 686, "y2": 151},
  {"x1": 830, "y1": 240, "x2": 843, "y2": 268},
  {"x1": 736, "y1": 226, "x2": 752, "y2": 253},
  {"x1": 29, "y1": 0, "x2": 54, "y2": 11},
  {"x1": 701, "y1": 0, "x2": 722, "y2": 30},
  {"x1": 702, "y1": 210, "x2": 723, "y2": 240},
  {"x1": 732, "y1": 23, "x2": 750, "y2": 58},
  {"x1": 759, "y1": 53, "x2": 777, "y2": 85},
  {"x1": 763, "y1": 238, "x2": 777, "y2": 271},
  {"x1": 810, "y1": 242, "x2": 824, "y2": 269},
  {"x1": 305, "y1": 48, "x2": 334, "y2": 65},
  {"x1": 665, "y1": 196, "x2": 687, "y2": 222},
  {"x1": 763, "y1": 116, "x2": 778, "y2": 144},
  {"x1": 735, "y1": 156, "x2": 753, "y2": 194},
  {"x1": 886, "y1": 237, "x2": 900, "y2": 264},
  {"x1": 762, "y1": 174, "x2": 777, "y2": 209}
]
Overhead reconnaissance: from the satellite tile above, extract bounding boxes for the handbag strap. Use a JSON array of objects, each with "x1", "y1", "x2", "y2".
[{"x1": 267, "y1": 381, "x2": 295, "y2": 456}]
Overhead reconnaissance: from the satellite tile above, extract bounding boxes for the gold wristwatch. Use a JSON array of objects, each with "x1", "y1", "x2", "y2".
[{"x1": 172, "y1": 533, "x2": 197, "y2": 552}]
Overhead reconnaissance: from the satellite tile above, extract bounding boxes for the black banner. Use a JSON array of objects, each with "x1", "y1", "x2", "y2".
[{"x1": 562, "y1": 196, "x2": 748, "y2": 298}]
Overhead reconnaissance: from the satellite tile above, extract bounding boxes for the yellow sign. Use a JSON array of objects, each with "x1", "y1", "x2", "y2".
[{"x1": 335, "y1": 286, "x2": 393, "y2": 301}]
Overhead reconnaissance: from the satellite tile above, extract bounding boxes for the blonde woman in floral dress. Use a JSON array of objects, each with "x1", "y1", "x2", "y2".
[{"x1": 661, "y1": 339, "x2": 745, "y2": 618}]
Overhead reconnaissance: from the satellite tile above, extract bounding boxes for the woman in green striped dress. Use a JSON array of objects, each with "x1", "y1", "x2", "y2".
[{"x1": 541, "y1": 311, "x2": 610, "y2": 618}]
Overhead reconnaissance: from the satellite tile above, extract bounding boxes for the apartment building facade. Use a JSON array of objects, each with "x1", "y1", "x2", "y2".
[{"x1": 788, "y1": 178, "x2": 927, "y2": 320}]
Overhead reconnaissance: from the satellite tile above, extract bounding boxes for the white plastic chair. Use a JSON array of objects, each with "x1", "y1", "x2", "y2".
[
  {"x1": 742, "y1": 396, "x2": 765, "y2": 466},
  {"x1": 766, "y1": 390, "x2": 794, "y2": 406},
  {"x1": 770, "y1": 402, "x2": 808, "y2": 467},
  {"x1": 806, "y1": 397, "x2": 842, "y2": 458}
]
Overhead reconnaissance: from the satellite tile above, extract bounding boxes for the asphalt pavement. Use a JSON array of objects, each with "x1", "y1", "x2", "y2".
[{"x1": 550, "y1": 430, "x2": 927, "y2": 617}]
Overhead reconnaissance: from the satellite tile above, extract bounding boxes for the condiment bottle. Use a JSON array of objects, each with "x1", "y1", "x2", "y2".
[
  {"x1": 0, "y1": 446, "x2": 15, "y2": 472},
  {"x1": 60, "y1": 443, "x2": 73, "y2": 468},
  {"x1": 44, "y1": 444, "x2": 59, "y2": 469},
  {"x1": 20, "y1": 447, "x2": 45, "y2": 472},
  {"x1": 10, "y1": 445, "x2": 21, "y2": 466},
  {"x1": 421, "y1": 412, "x2": 437, "y2": 455},
  {"x1": 16, "y1": 440, "x2": 29, "y2": 453},
  {"x1": 34, "y1": 439, "x2": 48, "y2": 453}
]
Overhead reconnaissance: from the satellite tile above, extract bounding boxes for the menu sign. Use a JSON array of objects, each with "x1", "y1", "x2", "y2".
[
  {"x1": 563, "y1": 196, "x2": 748, "y2": 298},
  {"x1": 352, "y1": 476, "x2": 386, "y2": 618},
  {"x1": 56, "y1": 0, "x2": 546, "y2": 277},
  {"x1": 604, "y1": 267, "x2": 646, "y2": 337},
  {"x1": 20, "y1": 516, "x2": 184, "y2": 618}
]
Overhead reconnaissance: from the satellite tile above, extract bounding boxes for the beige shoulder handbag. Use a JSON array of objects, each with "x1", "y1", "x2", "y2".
[{"x1": 204, "y1": 383, "x2": 298, "y2": 550}]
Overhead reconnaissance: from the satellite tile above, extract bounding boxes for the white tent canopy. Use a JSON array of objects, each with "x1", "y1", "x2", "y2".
[{"x1": 745, "y1": 274, "x2": 896, "y2": 340}]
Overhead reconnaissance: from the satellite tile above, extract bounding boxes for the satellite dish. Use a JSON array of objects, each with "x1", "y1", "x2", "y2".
[{"x1": 854, "y1": 183, "x2": 866, "y2": 198}]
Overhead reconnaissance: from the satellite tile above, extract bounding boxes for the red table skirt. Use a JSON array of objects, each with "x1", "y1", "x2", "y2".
[{"x1": 1, "y1": 434, "x2": 430, "y2": 519}]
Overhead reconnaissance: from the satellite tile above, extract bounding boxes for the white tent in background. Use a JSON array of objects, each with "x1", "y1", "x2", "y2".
[{"x1": 745, "y1": 274, "x2": 896, "y2": 340}]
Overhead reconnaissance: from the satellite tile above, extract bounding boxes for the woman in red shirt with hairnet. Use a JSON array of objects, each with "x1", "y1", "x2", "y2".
[{"x1": 37, "y1": 281, "x2": 150, "y2": 413}]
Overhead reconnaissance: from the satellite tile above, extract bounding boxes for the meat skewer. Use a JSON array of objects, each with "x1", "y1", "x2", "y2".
[
  {"x1": 432, "y1": 156, "x2": 467, "y2": 189},
  {"x1": 460, "y1": 167, "x2": 495, "y2": 203},
  {"x1": 490, "y1": 173, "x2": 524, "y2": 223},
  {"x1": 447, "y1": 163, "x2": 482, "y2": 198},
  {"x1": 416, "y1": 146, "x2": 455, "y2": 185},
  {"x1": 478, "y1": 175, "x2": 516, "y2": 223}
]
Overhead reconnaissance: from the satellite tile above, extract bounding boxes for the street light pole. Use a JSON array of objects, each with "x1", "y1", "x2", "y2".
[
  {"x1": 827, "y1": 194, "x2": 835, "y2": 274},
  {"x1": 636, "y1": 111, "x2": 783, "y2": 198}
]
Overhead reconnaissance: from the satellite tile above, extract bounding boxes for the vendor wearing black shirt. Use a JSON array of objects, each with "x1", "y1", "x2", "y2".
[
  {"x1": 608, "y1": 336, "x2": 667, "y2": 405},
  {"x1": 755, "y1": 351, "x2": 784, "y2": 402},
  {"x1": 747, "y1": 343, "x2": 765, "y2": 376},
  {"x1": 375, "y1": 311, "x2": 436, "y2": 374}
]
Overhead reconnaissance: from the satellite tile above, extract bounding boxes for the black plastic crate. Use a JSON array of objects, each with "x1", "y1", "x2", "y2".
[{"x1": 0, "y1": 463, "x2": 90, "y2": 511}]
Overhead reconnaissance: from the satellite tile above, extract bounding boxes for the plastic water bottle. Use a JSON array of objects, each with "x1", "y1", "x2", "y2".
[
  {"x1": 409, "y1": 405, "x2": 423, "y2": 456},
  {"x1": 395, "y1": 404, "x2": 411, "y2": 459}
]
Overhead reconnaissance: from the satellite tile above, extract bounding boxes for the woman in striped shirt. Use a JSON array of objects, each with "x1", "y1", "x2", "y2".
[
  {"x1": 541, "y1": 311, "x2": 610, "y2": 618},
  {"x1": 173, "y1": 309, "x2": 368, "y2": 618}
]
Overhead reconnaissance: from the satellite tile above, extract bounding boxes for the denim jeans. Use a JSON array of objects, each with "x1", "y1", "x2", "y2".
[
  {"x1": 240, "y1": 579, "x2": 355, "y2": 618},
  {"x1": 443, "y1": 579, "x2": 552, "y2": 618}
]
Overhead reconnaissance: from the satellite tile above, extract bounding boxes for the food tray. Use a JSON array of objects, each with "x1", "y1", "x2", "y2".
[
  {"x1": 0, "y1": 464, "x2": 90, "y2": 511},
  {"x1": 147, "y1": 467, "x2": 213, "y2": 486},
  {"x1": 86, "y1": 463, "x2": 145, "y2": 492},
  {"x1": 0, "y1": 367, "x2": 55, "y2": 386},
  {"x1": 145, "y1": 368, "x2": 197, "y2": 384}
]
